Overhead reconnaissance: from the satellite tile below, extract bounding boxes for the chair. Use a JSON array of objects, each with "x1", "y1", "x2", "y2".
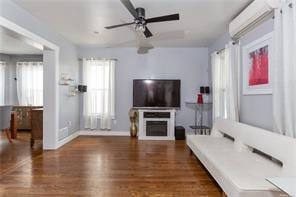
[{"x1": 0, "y1": 106, "x2": 13, "y2": 143}]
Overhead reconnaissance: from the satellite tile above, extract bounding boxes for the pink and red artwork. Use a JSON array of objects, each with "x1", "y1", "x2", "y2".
[
  {"x1": 243, "y1": 33, "x2": 272, "y2": 95},
  {"x1": 248, "y1": 45, "x2": 269, "y2": 86}
]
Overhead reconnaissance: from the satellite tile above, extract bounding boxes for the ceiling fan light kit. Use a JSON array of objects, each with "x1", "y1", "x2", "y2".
[
  {"x1": 105, "y1": 0, "x2": 180, "y2": 38},
  {"x1": 135, "y1": 23, "x2": 146, "y2": 32}
]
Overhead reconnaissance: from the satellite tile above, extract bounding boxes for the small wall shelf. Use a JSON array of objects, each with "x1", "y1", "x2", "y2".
[
  {"x1": 59, "y1": 73, "x2": 75, "y2": 86},
  {"x1": 68, "y1": 85, "x2": 80, "y2": 97},
  {"x1": 59, "y1": 82, "x2": 71, "y2": 86},
  {"x1": 59, "y1": 78, "x2": 74, "y2": 86},
  {"x1": 59, "y1": 73, "x2": 78, "y2": 97}
]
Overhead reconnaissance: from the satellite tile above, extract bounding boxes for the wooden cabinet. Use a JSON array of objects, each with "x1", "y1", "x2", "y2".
[
  {"x1": 13, "y1": 106, "x2": 42, "y2": 130},
  {"x1": 10, "y1": 111, "x2": 17, "y2": 139},
  {"x1": 31, "y1": 108, "x2": 43, "y2": 147}
]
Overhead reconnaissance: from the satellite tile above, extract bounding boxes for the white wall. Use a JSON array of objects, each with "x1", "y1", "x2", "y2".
[
  {"x1": 78, "y1": 47, "x2": 209, "y2": 132},
  {"x1": 0, "y1": 0, "x2": 80, "y2": 137},
  {"x1": 209, "y1": 19, "x2": 274, "y2": 130}
]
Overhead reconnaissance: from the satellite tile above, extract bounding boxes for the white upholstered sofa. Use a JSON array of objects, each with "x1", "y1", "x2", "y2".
[{"x1": 186, "y1": 118, "x2": 296, "y2": 197}]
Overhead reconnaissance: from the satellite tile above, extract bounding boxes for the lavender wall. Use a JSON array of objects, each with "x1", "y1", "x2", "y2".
[
  {"x1": 1, "y1": 0, "x2": 80, "y2": 136},
  {"x1": 78, "y1": 47, "x2": 210, "y2": 132},
  {"x1": 209, "y1": 19, "x2": 274, "y2": 130}
]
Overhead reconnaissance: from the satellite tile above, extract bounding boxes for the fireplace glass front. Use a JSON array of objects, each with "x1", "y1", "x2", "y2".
[{"x1": 146, "y1": 121, "x2": 168, "y2": 136}]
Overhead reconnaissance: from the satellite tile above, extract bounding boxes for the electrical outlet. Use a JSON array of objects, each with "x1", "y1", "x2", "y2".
[
  {"x1": 67, "y1": 121, "x2": 72, "y2": 127},
  {"x1": 113, "y1": 119, "x2": 117, "y2": 124}
]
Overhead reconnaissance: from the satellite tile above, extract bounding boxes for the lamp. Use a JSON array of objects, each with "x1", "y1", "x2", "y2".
[{"x1": 135, "y1": 23, "x2": 146, "y2": 32}]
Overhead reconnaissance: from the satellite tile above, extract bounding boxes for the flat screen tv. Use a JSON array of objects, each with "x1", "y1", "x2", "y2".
[{"x1": 133, "y1": 79, "x2": 181, "y2": 108}]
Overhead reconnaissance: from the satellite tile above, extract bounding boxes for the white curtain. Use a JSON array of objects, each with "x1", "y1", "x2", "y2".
[
  {"x1": 0, "y1": 62, "x2": 6, "y2": 105},
  {"x1": 83, "y1": 58, "x2": 115, "y2": 130},
  {"x1": 211, "y1": 42, "x2": 240, "y2": 122},
  {"x1": 16, "y1": 62, "x2": 43, "y2": 106},
  {"x1": 273, "y1": 0, "x2": 296, "y2": 138},
  {"x1": 225, "y1": 42, "x2": 240, "y2": 121},
  {"x1": 212, "y1": 52, "x2": 224, "y2": 120}
]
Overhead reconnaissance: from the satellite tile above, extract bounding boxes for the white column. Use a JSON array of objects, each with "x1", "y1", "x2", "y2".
[{"x1": 43, "y1": 49, "x2": 59, "y2": 149}]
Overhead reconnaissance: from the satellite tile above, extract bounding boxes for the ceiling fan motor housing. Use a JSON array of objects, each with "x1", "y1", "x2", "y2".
[{"x1": 136, "y1": 7, "x2": 145, "y2": 19}]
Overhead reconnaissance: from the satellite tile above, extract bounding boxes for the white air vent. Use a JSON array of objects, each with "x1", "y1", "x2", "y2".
[
  {"x1": 229, "y1": 0, "x2": 279, "y2": 40},
  {"x1": 59, "y1": 127, "x2": 69, "y2": 140}
]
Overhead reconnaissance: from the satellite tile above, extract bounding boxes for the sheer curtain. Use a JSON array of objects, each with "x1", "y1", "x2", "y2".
[
  {"x1": 225, "y1": 42, "x2": 240, "y2": 121},
  {"x1": 273, "y1": 0, "x2": 296, "y2": 138},
  {"x1": 0, "y1": 62, "x2": 6, "y2": 105},
  {"x1": 211, "y1": 42, "x2": 240, "y2": 122},
  {"x1": 83, "y1": 58, "x2": 115, "y2": 130},
  {"x1": 16, "y1": 62, "x2": 43, "y2": 106},
  {"x1": 211, "y1": 52, "x2": 224, "y2": 120}
]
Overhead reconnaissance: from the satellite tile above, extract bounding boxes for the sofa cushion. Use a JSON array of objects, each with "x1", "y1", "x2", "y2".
[
  {"x1": 187, "y1": 135, "x2": 283, "y2": 196},
  {"x1": 188, "y1": 135, "x2": 234, "y2": 151},
  {"x1": 205, "y1": 149, "x2": 282, "y2": 190}
]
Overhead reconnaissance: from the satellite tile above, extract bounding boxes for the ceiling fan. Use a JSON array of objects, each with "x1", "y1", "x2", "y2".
[{"x1": 104, "y1": 0, "x2": 180, "y2": 38}]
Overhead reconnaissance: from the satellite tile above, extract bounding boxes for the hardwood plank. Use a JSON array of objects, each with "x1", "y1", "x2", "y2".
[
  {"x1": 0, "y1": 136, "x2": 222, "y2": 196},
  {"x1": 0, "y1": 131, "x2": 42, "y2": 176}
]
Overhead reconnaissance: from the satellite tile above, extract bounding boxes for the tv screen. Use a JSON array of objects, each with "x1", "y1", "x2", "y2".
[{"x1": 133, "y1": 79, "x2": 181, "y2": 108}]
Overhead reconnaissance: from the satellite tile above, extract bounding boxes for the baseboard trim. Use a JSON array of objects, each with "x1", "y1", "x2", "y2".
[
  {"x1": 56, "y1": 132, "x2": 79, "y2": 149},
  {"x1": 79, "y1": 130, "x2": 130, "y2": 136},
  {"x1": 54, "y1": 131, "x2": 129, "y2": 150}
]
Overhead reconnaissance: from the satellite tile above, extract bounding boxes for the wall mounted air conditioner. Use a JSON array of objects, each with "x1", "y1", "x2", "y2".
[{"x1": 229, "y1": 0, "x2": 279, "y2": 40}]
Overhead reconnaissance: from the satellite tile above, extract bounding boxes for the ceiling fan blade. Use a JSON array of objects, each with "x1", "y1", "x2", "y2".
[
  {"x1": 143, "y1": 27, "x2": 153, "y2": 38},
  {"x1": 120, "y1": 0, "x2": 138, "y2": 18},
  {"x1": 146, "y1": 14, "x2": 180, "y2": 23},
  {"x1": 105, "y1": 22, "x2": 135, "y2": 29}
]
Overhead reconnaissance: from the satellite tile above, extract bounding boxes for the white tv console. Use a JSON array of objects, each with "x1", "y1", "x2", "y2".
[{"x1": 138, "y1": 109, "x2": 176, "y2": 140}]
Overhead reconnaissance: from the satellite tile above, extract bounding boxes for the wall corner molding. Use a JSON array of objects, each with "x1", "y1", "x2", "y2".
[{"x1": 56, "y1": 132, "x2": 80, "y2": 149}]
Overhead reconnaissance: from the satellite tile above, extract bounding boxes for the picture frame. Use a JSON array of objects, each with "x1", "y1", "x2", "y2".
[{"x1": 242, "y1": 32, "x2": 273, "y2": 95}]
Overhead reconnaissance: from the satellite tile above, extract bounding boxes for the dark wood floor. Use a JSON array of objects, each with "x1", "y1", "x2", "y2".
[
  {"x1": 0, "y1": 131, "x2": 42, "y2": 176},
  {"x1": 0, "y1": 136, "x2": 221, "y2": 196}
]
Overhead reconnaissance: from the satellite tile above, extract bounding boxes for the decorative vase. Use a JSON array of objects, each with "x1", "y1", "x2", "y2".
[
  {"x1": 129, "y1": 108, "x2": 138, "y2": 138},
  {"x1": 197, "y1": 94, "x2": 203, "y2": 104}
]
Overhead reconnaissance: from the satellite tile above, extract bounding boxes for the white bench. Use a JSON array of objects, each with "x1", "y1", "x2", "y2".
[{"x1": 186, "y1": 118, "x2": 296, "y2": 197}]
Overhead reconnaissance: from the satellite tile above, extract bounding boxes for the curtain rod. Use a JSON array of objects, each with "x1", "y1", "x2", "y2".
[
  {"x1": 78, "y1": 58, "x2": 118, "y2": 61},
  {"x1": 216, "y1": 41, "x2": 239, "y2": 54},
  {"x1": 216, "y1": 48, "x2": 225, "y2": 54}
]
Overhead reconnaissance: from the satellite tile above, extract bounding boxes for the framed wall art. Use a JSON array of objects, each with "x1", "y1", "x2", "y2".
[{"x1": 242, "y1": 33, "x2": 273, "y2": 95}]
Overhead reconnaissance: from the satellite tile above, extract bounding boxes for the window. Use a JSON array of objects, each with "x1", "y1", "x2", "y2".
[
  {"x1": 16, "y1": 62, "x2": 43, "y2": 106},
  {"x1": 83, "y1": 59, "x2": 115, "y2": 130},
  {"x1": 0, "y1": 61, "x2": 6, "y2": 105},
  {"x1": 211, "y1": 43, "x2": 240, "y2": 122}
]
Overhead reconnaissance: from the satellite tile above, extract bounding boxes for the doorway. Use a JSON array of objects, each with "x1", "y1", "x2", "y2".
[
  {"x1": 0, "y1": 16, "x2": 59, "y2": 151},
  {"x1": 0, "y1": 32, "x2": 44, "y2": 169}
]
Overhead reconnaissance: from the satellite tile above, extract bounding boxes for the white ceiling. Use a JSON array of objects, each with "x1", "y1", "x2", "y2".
[
  {"x1": 0, "y1": 31, "x2": 42, "y2": 54},
  {"x1": 13, "y1": 0, "x2": 252, "y2": 47}
]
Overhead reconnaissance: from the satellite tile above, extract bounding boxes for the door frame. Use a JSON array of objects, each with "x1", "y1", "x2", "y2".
[{"x1": 0, "y1": 16, "x2": 59, "y2": 149}]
